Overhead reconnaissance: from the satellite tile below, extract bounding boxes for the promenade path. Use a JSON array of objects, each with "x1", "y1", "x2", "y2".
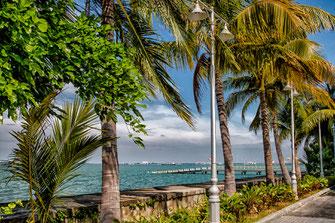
[{"x1": 270, "y1": 189, "x2": 335, "y2": 223}]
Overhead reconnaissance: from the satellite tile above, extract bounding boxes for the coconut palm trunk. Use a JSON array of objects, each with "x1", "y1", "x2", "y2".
[
  {"x1": 259, "y1": 89, "x2": 275, "y2": 185},
  {"x1": 100, "y1": 1, "x2": 120, "y2": 222},
  {"x1": 294, "y1": 143, "x2": 302, "y2": 180},
  {"x1": 273, "y1": 113, "x2": 291, "y2": 184},
  {"x1": 215, "y1": 73, "x2": 236, "y2": 196}
]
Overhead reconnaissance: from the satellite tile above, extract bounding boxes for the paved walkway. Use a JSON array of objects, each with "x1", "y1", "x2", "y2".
[{"x1": 270, "y1": 189, "x2": 335, "y2": 223}]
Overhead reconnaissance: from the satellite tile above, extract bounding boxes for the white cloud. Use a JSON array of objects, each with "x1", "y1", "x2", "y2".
[{"x1": 0, "y1": 95, "x2": 301, "y2": 164}]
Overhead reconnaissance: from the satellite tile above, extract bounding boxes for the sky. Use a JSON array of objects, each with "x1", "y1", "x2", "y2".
[{"x1": 1, "y1": 0, "x2": 335, "y2": 164}]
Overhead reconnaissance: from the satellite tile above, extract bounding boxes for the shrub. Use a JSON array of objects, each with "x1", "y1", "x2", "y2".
[
  {"x1": 0, "y1": 200, "x2": 23, "y2": 222},
  {"x1": 298, "y1": 175, "x2": 328, "y2": 196},
  {"x1": 128, "y1": 176, "x2": 327, "y2": 222}
]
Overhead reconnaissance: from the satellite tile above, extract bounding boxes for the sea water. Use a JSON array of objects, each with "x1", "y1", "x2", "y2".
[{"x1": 0, "y1": 163, "x2": 281, "y2": 203}]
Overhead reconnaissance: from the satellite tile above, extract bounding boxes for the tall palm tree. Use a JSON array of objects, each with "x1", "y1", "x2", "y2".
[
  {"x1": 224, "y1": 75, "x2": 291, "y2": 184},
  {"x1": 83, "y1": 0, "x2": 198, "y2": 221},
  {"x1": 191, "y1": 0, "x2": 251, "y2": 196},
  {"x1": 227, "y1": 0, "x2": 335, "y2": 184},
  {"x1": 10, "y1": 95, "x2": 108, "y2": 222},
  {"x1": 226, "y1": 37, "x2": 335, "y2": 184}
]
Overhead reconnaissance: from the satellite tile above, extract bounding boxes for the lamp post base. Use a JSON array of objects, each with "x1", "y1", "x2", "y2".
[
  {"x1": 209, "y1": 199, "x2": 220, "y2": 223},
  {"x1": 209, "y1": 184, "x2": 220, "y2": 223},
  {"x1": 291, "y1": 172, "x2": 298, "y2": 200}
]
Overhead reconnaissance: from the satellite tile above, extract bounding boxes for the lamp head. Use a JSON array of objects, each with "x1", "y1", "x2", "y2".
[
  {"x1": 188, "y1": 2, "x2": 207, "y2": 21},
  {"x1": 293, "y1": 88, "x2": 299, "y2": 96},
  {"x1": 283, "y1": 83, "x2": 293, "y2": 91},
  {"x1": 219, "y1": 24, "x2": 234, "y2": 41}
]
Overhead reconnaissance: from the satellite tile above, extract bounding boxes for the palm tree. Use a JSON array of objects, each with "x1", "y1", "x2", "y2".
[
  {"x1": 226, "y1": 36, "x2": 335, "y2": 184},
  {"x1": 83, "y1": 0, "x2": 198, "y2": 221},
  {"x1": 224, "y1": 74, "x2": 291, "y2": 184},
  {"x1": 226, "y1": 0, "x2": 335, "y2": 184},
  {"x1": 10, "y1": 95, "x2": 108, "y2": 223},
  {"x1": 190, "y1": 0, "x2": 252, "y2": 196}
]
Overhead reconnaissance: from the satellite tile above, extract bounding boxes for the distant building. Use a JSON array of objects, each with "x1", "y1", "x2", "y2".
[{"x1": 141, "y1": 161, "x2": 149, "y2": 165}]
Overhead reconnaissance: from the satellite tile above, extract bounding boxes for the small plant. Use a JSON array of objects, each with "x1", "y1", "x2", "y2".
[
  {"x1": 0, "y1": 200, "x2": 23, "y2": 222},
  {"x1": 55, "y1": 210, "x2": 67, "y2": 223},
  {"x1": 74, "y1": 207, "x2": 99, "y2": 220}
]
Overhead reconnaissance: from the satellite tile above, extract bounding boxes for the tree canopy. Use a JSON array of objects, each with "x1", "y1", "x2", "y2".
[{"x1": 0, "y1": 0, "x2": 147, "y2": 138}]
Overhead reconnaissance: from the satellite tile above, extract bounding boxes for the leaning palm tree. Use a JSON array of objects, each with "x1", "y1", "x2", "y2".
[{"x1": 10, "y1": 95, "x2": 109, "y2": 223}]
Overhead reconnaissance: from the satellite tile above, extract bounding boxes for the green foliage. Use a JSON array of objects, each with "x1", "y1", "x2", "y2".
[
  {"x1": 303, "y1": 142, "x2": 335, "y2": 176},
  {"x1": 74, "y1": 207, "x2": 99, "y2": 220},
  {"x1": 0, "y1": 0, "x2": 75, "y2": 120},
  {"x1": 326, "y1": 176, "x2": 335, "y2": 186},
  {"x1": 0, "y1": 200, "x2": 23, "y2": 221},
  {"x1": 60, "y1": 14, "x2": 148, "y2": 141},
  {"x1": 298, "y1": 175, "x2": 328, "y2": 196},
  {"x1": 9, "y1": 95, "x2": 110, "y2": 222},
  {"x1": 129, "y1": 199, "x2": 158, "y2": 210},
  {"x1": 55, "y1": 210, "x2": 67, "y2": 223},
  {"x1": 0, "y1": 1, "x2": 148, "y2": 141},
  {"x1": 221, "y1": 192, "x2": 247, "y2": 222},
  {"x1": 125, "y1": 177, "x2": 327, "y2": 223}
]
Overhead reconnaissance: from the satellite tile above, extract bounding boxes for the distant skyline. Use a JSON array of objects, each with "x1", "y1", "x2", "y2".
[{"x1": 1, "y1": 0, "x2": 334, "y2": 164}]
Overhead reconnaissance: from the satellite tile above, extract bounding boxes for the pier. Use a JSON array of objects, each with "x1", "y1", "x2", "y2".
[{"x1": 151, "y1": 165, "x2": 306, "y2": 175}]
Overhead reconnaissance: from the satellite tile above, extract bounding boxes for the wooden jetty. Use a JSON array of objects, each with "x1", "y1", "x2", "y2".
[{"x1": 150, "y1": 165, "x2": 306, "y2": 175}]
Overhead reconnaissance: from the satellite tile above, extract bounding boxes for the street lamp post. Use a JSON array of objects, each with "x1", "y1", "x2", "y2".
[
  {"x1": 283, "y1": 83, "x2": 298, "y2": 199},
  {"x1": 318, "y1": 109, "x2": 324, "y2": 178},
  {"x1": 188, "y1": 1, "x2": 234, "y2": 222}
]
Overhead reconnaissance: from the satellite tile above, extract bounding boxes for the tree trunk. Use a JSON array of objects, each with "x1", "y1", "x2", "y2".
[
  {"x1": 294, "y1": 143, "x2": 302, "y2": 180},
  {"x1": 102, "y1": 0, "x2": 114, "y2": 40},
  {"x1": 101, "y1": 119, "x2": 120, "y2": 222},
  {"x1": 85, "y1": 0, "x2": 91, "y2": 17},
  {"x1": 259, "y1": 89, "x2": 275, "y2": 185},
  {"x1": 100, "y1": 1, "x2": 120, "y2": 222},
  {"x1": 215, "y1": 74, "x2": 236, "y2": 196},
  {"x1": 272, "y1": 113, "x2": 291, "y2": 185}
]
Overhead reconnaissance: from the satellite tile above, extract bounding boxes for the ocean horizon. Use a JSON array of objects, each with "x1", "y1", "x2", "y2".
[{"x1": 0, "y1": 163, "x2": 298, "y2": 204}]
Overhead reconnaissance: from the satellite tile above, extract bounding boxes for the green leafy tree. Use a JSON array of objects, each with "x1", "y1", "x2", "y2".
[
  {"x1": 302, "y1": 143, "x2": 335, "y2": 176},
  {"x1": 2, "y1": 3, "x2": 147, "y2": 222}
]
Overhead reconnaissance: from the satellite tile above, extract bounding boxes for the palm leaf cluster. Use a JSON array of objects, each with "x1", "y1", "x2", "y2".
[
  {"x1": 84, "y1": 0, "x2": 199, "y2": 128},
  {"x1": 10, "y1": 95, "x2": 109, "y2": 222}
]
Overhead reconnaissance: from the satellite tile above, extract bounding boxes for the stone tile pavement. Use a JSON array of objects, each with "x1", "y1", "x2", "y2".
[{"x1": 270, "y1": 189, "x2": 335, "y2": 223}]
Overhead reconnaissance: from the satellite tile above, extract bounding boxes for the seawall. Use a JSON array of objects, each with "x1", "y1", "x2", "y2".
[{"x1": 0, "y1": 176, "x2": 284, "y2": 222}]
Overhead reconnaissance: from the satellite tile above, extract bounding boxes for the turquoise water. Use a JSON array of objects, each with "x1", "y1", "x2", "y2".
[{"x1": 0, "y1": 163, "x2": 283, "y2": 203}]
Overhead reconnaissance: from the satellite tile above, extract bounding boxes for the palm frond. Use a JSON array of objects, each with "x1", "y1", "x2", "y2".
[
  {"x1": 193, "y1": 53, "x2": 210, "y2": 114},
  {"x1": 302, "y1": 109, "x2": 335, "y2": 132}
]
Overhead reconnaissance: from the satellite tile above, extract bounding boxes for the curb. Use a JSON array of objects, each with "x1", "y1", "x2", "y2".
[{"x1": 255, "y1": 186, "x2": 335, "y2": 223}]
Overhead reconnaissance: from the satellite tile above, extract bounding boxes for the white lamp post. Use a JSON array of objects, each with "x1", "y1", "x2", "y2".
[
  {"x1": 283, "y1": 83, "x2": 298, "y2": 199},
  {"x1": 188, "y1": 1, "x2": 234, "y2": 222}
]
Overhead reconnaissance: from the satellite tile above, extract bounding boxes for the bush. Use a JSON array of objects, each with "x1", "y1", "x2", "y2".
[
  {"x1": 129, "y1": 176, "x2": 327, "y2": 223},
  {"x1": 298, "y1": 175, "x2": 328, "y2": 196},
  {"x1": 326, "y1": 176, "x2": 335, "y2": 186},
  {"x1": 0, "y1": 200, "x2": 23, "y2": 221}
]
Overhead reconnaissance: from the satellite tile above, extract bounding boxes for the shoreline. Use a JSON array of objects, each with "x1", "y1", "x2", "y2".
[{"x1": 0, "y1": 175, "x2": 285, "y2": 222}]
